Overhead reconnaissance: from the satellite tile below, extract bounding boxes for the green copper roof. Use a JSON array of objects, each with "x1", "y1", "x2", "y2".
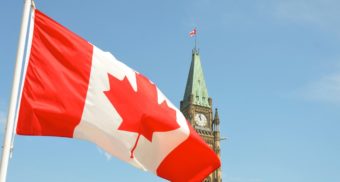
[{"x1": 183, "y1": 49, "x2": 210, "y2": 107}]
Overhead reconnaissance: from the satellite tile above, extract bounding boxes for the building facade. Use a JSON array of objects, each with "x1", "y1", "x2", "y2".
[{"x1": 180, "y1": 49, "x2": 222, "y2": 182}]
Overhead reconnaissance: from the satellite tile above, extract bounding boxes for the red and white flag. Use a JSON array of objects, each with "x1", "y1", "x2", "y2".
[
  {"x1": 189, "y1": 28, "x2": 197, "y2": 37},
  {"x1": 16, "y1": 9, "x2": 220, "y2": 181}
]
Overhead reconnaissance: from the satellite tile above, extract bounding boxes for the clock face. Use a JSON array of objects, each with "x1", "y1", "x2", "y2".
[{"x1": 194, "y1": 113, "x2": 207, "y2": 127}]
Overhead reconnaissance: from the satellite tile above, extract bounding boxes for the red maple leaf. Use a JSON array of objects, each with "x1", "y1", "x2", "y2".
[{"x1": 104, "y1": 73, "x2": 180, "y2": 158}]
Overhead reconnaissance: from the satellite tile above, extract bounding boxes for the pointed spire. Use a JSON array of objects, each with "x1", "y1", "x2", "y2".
[
  {"x1": 213, "y1": 108, "x2": 220, "y2": 132},
  {"x1": 214, "y1": 108, "x2": 220, "y2": 125},
  {"x1": 182, "y1": 49, "x2": 210, "y2": 108}
]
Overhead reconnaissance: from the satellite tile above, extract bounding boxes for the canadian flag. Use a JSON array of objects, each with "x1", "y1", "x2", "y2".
[
  {"x1": 189, "y1": 28, "x2": 197, "y2": 37},
  {"x1": 16, "y1": 9, "x2": 220, "y2": 181}
]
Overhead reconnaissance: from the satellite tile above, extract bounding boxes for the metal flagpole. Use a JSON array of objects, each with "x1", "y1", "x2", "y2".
[
  {"x1": 194, "y1": 27, "x2": 197, "y2": 51},
  {"x1": 0, "y1": 0, "x2": 32, "y2": 181},
  {"x1": 194, "y1": 31, "x2": 197, "y2": 51}
]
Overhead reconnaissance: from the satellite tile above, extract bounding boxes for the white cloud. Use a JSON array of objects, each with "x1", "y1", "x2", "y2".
[
  {"x1": 0, "y1": 110, "x2": 7, "y2": 133},
  {"x1": 0, "y1": 98, "x2": 7, "y2": 130},
  {"x1": 272, "y1": 0, "x2": 340, "y2": 103},
  {"x1": 186, "y1": 0, "x2": 340, "y2": 39},
  {"x1": 226, "y1": 176, "x2": 264, "y2": 182},
  {"x1": 298, "y1": 73, "x2": 340, "y2": 103},
  {"x1": 274, "y1": 0, "x2": 340, "y2": 35},
  {"x1": 96, "y1": 147, "x2": 112, "y2": 160}
]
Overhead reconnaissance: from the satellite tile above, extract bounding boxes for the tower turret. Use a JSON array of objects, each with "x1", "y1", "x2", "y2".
[{"x1": 213, "y1": 108, "x2": 220, "y2": 131}]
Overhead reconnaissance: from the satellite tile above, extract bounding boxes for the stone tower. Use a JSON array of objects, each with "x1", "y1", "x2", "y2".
[{"x1": 180, "y1": 49, "x2": 222, "y2": 182}]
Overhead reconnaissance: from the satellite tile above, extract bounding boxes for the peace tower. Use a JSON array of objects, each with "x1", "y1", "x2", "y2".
[{"x1": 180, "y1": 48, "x2": 222, "y2": 182}]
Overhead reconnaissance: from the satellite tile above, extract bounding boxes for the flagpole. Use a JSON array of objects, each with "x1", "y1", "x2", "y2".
[
  {"x1": 0, "y1": 0, "x2": 32, "y2": 181},
  {"x1": 194, "y1": 27, "x2": 197, "y2": 51},
  {"x1": 194, "y1": 34, "x2": 197, "y2": 51}
]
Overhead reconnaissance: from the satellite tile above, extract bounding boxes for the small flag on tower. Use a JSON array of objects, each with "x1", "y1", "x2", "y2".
[{"x1": 189, "y1": 28, "x2": 197, "y2": 37}]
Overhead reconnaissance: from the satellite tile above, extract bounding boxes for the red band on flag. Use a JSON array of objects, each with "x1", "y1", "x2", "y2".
[
  {"x1": 16, "y1": 10, "x2": 93, "y2": 137},
  {"x1": 156, "y1": 123, "x2": 221, "y2": 182}
]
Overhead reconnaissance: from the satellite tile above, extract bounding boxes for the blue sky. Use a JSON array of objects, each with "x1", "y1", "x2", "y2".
[{"x1": 1, "y1": 0, "x2": 340, "y2": 181}]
